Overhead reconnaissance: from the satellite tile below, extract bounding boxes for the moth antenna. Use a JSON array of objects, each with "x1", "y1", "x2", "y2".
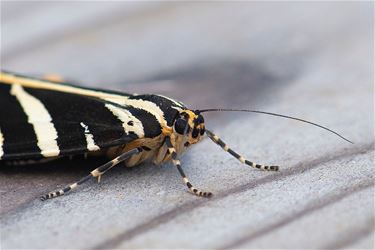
[{"x1": 198, "y1": 108, "x2": 353, "y2": 144}]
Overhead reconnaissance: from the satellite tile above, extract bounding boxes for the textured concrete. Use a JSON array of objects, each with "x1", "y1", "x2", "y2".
[{"x1": 1, "y1": 2, "x2": 374, "y2": 249}]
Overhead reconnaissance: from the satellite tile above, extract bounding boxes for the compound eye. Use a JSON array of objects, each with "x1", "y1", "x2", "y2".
[{"x1": 174, "y1": 118, "x2": 188, "y2": 135}]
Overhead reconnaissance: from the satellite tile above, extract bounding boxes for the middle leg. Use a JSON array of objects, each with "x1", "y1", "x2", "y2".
[{"x1": 165, "y1": 137, "x2": 212, "y2": 197}]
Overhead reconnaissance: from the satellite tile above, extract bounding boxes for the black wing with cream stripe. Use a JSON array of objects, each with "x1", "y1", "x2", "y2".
[
  {"x1": 0, "y1": 83, "x2": 144, "y2": 160},
  {"x1": 0, "y1": 70, "x2": 187, "y2": 161}
]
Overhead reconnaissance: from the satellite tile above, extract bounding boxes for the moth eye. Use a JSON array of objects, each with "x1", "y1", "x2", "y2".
[
  {"x1": 192, "y1": 128, "x2": 199, "y2": 138},
  {"x1": 174, "y1": 118, "x2": 188, "y2": 135}
]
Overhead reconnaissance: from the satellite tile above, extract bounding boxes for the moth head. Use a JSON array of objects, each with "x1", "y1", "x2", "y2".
[{"x1": 173, "y1": 109, "x2": 205, "y2": 145}]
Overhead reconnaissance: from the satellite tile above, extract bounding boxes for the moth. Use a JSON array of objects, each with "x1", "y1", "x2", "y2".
[{"x1": 0, "y1": 71, "x2": 352, "y2": 200}]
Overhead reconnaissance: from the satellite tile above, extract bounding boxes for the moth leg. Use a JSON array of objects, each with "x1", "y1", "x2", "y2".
[
  {"x1": 165, "y1": 137, "x2": 212, "y2": 197},
  {"x1": 40, "y1": 148, "x2": 140, "y2": 201},
  {"x1": 205, "y1": 129, "x2": 279, "y2": 171}
]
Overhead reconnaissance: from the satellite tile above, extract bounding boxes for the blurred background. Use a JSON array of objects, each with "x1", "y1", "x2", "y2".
[
  {"x1": 4, "y1": 1, "x2": 370, "y2": 108},
  {"x1": 1, "y1": 1, "x2": 374, "y2": 249}
]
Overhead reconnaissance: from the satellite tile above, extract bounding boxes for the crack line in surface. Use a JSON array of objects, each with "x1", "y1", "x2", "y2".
[
  {"x1": 93, "y1": 142, "x2": 374, "y2": 249},
  {"x1": 217, "y1": 181, "x2": 375, "y2": 249},
  {"x1": 322, "y1": 217, "x2": 375, "y2": 250},
  {"x1": 3, "y1": 3, "x2": 174, "y2": 61}
]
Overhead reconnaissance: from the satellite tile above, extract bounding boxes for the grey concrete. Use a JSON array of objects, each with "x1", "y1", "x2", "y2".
[{"x1": 1, "y1": 2, "x2": 374, "y2": 249}]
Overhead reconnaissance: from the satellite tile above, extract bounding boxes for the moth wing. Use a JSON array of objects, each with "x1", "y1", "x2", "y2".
[
  {"x1": 0, "y1": 121, "x2": 137, "y2": 160},
  {"x1": 0, "y1": 78, "x2": 143, "y2": 160}
]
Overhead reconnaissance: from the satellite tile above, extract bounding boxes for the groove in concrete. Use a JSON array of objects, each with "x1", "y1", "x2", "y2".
[
  {"x1": 93, "y1": 142, "x2": 374, "y2": 249},
  {"x1": 218, "y1": 181, "x2": 375, "y2": 249},
  {"x1": 322, "y1": 219, "x2": 374, "y2": 250},
  {"x1": 2, "y1": 3, "x2": 172, "y2": 61}
]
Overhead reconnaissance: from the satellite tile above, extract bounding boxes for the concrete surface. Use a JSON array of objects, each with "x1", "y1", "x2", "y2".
[{"x1": 0, "y1": 2, "x2": 374, "y2": 249}]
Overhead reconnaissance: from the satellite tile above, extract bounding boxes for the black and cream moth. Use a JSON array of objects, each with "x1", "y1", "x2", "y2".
[{"x1": 0, "y1": 71, "x2": 351, "y2": 200}]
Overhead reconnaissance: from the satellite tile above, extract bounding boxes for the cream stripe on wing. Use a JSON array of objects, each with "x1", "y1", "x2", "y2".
[
  {"x1": 157, "y1": 94, "x2": 185, "y2": 108},
  {"x1": 10, "y1": 84, "x2": 60, "y2": 157},
  {"x1": 0, "y1": 128, "x2": 4, "y2": 159},
  {"x1": 1, "y1": 72, "x2": 168, "y2": 128},
  {"x1": 80, "y1": 122, "x2": 100, "y2": 151},
  {"x1": 1, "y1": 72, "x2": 126, "y2": 100},
  {"x1": 106, "y1": 97, "x2": 166, "y2": 126},
  {"x1": 105, "y1": 104, "x2": 145, "y2": 138}
]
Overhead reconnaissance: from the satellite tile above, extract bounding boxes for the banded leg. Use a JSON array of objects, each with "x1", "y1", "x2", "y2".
[
  {"x1": 205, "y1": 129, "x2": 279, "y2": 171},
  {"x1": 40, "y1": 148, "x2": 140, "y2": 201},
  {"x1": 165, "y1": 137, "x2": 212, "y2": 197}
]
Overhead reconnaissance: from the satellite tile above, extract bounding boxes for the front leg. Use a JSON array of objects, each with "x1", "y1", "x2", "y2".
[
  {"x1": 206, "y1": 129, "x2": 279, "y2": 171},
  {"x1": 165, "y1": 137, "x2": 212, "y2": 197}
]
